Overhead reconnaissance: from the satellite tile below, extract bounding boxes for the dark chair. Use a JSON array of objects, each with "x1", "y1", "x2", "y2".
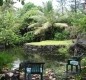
[
  {"x1": 19, "y1": 61, "x2": 45, "y2": 80},
  {"x1": 66, "y1": 53, "x2": 84, "y2": 74}
]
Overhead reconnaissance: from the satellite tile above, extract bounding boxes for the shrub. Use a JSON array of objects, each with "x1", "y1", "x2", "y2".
[
  {"x1": 69, "y1": 13, "x2": 86, "y2": 34},
  {"x1": 23, "y1": 32, "x2": 34, "y2": 42},
  {"x1": 57, "y1": 15, "x2": 72, "y2": 25},
  {"x1": 54, "y1": 31, "x2": 69, "y2": 40},
  {"x1": 0, "y1": 46, "x2": 25, "y2": 72},
  {"x1": 74, "y1": 57, "x2": 86, "y2": 79},
  {"x1": 58, "y1": 47, "x2": 69, "y2": 58},
  {"x1": 0, "y1": 52, "x2": 14, "y2": 71}
]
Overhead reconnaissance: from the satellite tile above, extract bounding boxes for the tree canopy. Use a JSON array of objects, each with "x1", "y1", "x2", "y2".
[{"x1": 0, "y1": 0, "x2": 86, "y2": 45}]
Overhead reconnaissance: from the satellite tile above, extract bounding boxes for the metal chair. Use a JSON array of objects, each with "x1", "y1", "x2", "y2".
[
  {"x1": 19, "y1": 61, "x2": 45, "y2": 80},
  {"x1": 66, "y1": 53, "x2": 84, "y2": 74}
]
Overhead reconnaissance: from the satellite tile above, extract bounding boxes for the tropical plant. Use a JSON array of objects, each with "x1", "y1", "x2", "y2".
[
  {"x1": 26, "y1": 1, "x2": 68, "y2": 41},
  {"x1": 18, "y1": 2, "x2": 36, "y2": 17}
]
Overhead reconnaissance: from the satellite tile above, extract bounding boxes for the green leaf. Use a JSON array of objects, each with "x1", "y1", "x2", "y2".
[
  {"x1": 0, "y1": 0, "x2": 3, "y2": 6},
  {"x1": 21, "y1": 0, "x2": 24, "y2": 5}
]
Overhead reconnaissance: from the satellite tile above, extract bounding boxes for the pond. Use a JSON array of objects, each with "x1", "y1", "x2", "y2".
[
  {"x1": 10, "y1": 46, "x2": 68, "y2": 79},
  {"x1": 11, "y1": 55, "x2": 67, "y2": 79},
  {"x1": 11, "y1": 58, "x2": 21, "y2": 70},
  {"x1": 0, "y1": 46, "x2": 68, "y2": 79}
]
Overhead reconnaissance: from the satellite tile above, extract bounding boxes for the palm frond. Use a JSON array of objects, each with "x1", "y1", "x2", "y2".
[
  {"x1": 54, "y1": 23, "x2": 68, "y2": 28},
  {"x1": 42, "y1": 22, "x2": 52, "y2": 29},
  {"x1": 34, "y1": 22, "x2": 52, "y2": 35},
  {"x1": 28, "y1": 23, "x2": 41, "y2": 29},
  {"x1": 34, "y1": 28, "x2": 43, "y2": 35},
  {"x1": 22, "y1": 8, "x2": 40, "y2": 19}
]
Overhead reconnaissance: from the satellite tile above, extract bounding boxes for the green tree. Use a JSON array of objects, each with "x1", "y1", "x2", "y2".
[
  {"x1": 0, "y1": 9, "x2": 21, "y2": 46},
  {"x1": 56, "y1": 0, "x2": 66, "y2": 14},
  {"x1": 66, "y1": 12, "x2": 86, "y2": 38},
  {"x1": 26, "y1": 1, "x2": 68, "y2": 40},
  {"x1": 0, "y1": 0, "x2": 25, "y2": 6},
  {"x1": 18, "y1": 2, "x2": 36, "y2": 17},
  {"x1": 70, "y1": 0, "x2": 81, "y2": 12}
]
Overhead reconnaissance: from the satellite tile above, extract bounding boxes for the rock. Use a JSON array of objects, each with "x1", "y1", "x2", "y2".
[{"x1": 24, "y1": 44, "x2": 61, "y2": 54}]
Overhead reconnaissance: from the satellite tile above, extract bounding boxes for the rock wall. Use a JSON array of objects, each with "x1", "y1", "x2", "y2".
[{"x1": 24, "y1": 44, "x2": 65, "y2": 54}]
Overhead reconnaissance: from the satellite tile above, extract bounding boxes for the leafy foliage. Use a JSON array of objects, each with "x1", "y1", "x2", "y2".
[
  {"x1": 54, "y1": 31, "x2": 69, "y2": 40},
  {"x1": 0, "y1": 52, "x2": 13, "y2": 71},
  {"x1": 18, "y1": 2, "x2": 36, "y2": 17},
  {"x1": 0, "y1": 1, "x2": 86, "y2": 78},
  {"x1": 0, "y1": 0, "x2": 86, "y2": 45},
  {"x1": 58, "y1": 12, "x2": 86, "y2": 38},
  {"x1": 0, "y1": 0, "x2": 25, "y2": 6},
  {"x1": 0, "y1": 9, "x2": 21, "y2": 46},
  {"x1": 58, "y1": 47, "x2": 69, "y2": 57},
  {"x1": 21, "y1": 1, "x2": 68, "y2": 41},
  {"x1": 0, "y1": 0, "x2": 3, "y2": 6},
  {"x1": 23, "y1": 32, "x2": 34, "y2": 42}
]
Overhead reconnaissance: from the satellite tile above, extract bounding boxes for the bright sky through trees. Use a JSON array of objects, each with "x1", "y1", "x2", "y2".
[
  {"x1": 13, "y1": 0, "x2": 59, "y2": 9},
  {"x1": 13, "y1": 0, "x2": 85, "y2": 11}
]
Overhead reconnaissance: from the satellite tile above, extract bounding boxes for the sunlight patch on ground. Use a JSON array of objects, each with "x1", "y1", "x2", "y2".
[{"x1": 26, "y1": 40, "x2": 73, "y2": 46}]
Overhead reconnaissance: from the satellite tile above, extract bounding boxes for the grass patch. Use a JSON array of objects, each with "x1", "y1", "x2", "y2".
[{"x1": 26, "y1": 40, "x2": 73, "y2": 46}]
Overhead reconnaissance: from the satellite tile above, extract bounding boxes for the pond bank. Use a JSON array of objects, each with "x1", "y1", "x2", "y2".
[{"x1": 0, "y1": 40, "x2": 73, "y2": 79}]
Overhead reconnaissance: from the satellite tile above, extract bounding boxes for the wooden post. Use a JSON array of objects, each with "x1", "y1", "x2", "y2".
[{"x1": 75, "y1": 0, "x2": 77, "y2": 12}]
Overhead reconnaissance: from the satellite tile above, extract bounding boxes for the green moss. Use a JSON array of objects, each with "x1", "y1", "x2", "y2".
[{"x1": 26, "y1": 40, "x2": 73, "y2": 46}]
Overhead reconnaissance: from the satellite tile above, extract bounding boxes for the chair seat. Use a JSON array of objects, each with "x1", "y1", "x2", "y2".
[{"x1": 70, "y1": 61, "x2": 79, "y2": 65}]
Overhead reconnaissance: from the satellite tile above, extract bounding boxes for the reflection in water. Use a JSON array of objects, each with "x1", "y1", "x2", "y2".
[
  {"x1": 11, "y1": 59, "x2": 21, "y2": 70},
  {"x1": 11, "y1": 52, "x2": 66, "y2": 79}
]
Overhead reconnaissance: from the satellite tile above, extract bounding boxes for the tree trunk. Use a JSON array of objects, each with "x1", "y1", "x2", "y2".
[
  {"x1": 85, "y1": 0, "x2": 86, "y2": 10},
  {"x1": 75, "y1": 0, "x2": 77, "y2": 12}
]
